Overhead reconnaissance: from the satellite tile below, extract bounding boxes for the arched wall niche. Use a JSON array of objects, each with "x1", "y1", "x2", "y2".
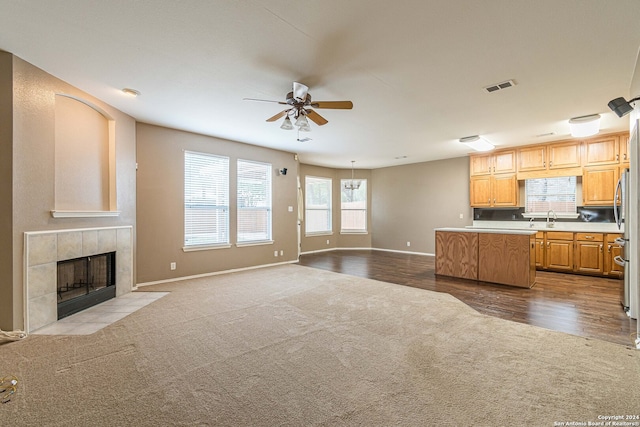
[{"x1": 53, "y1": 94, "x2": 118, "y2": 217}]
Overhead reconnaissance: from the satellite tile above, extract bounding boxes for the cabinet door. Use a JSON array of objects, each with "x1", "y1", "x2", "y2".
[
  {"x1": 546, "y1": 240, "x2": 574, "y2": 271},
  {"x1": 548, "y1": 141, "x2": 581, "y2": 169},
  {"x1": 584, "y1": 135, "x2": 619, "y2": 166},
  {"x1": 492, "y1": 174, "x2": 518, "y2": 207},
  {"x1": 582, "y1": 166, "x2": 618, "y2": 206},
  {"x1": 535, "y1": 239, "x2": 545, "y2": 268},
  {"x1": 518, "y1": 146, "x2": 546, "y2": 172},
  {"x1": 605, "y1": 234, "x2": 624, "y2": 277},
  {"x1": 493, "y1": 150, "x2": 516, "y2": 174},
  {"x1": 575, "y1": 241, "x2": 604, "y2": 274},
  {"x1": 470, "y1": 154, "x2": 492, "y2": 176},
  {"x1": 470, "y1": 176, "x2": 492, "y2": 207},
  {"x1": 620, "y1": 135, "x2": 630, "y2": 166}
]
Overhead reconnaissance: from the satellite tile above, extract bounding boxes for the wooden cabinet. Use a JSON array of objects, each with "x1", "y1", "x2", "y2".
[
  {"x1": 582, "y1": 165, "x2": 618, "y2": 206},
  {"x1": 470, "y1": 174, "x2": 518, "y2": 207},
  {"x1": 545, "y1": 232, "x2": 574, "y2": 272},
  {"x1": 517, "y1": 141, "x2": 581, "y2": 178},
  {"x1": 604, "y1": 233, "x2": 624, "y2": 278},
  {"x1": 534, "y1": 231, "x2": 545, "y2": 268},
  {"x1": 435, "y1": 231, "x2": 478, "y2": 280},
  {"x1": 470, "y1": 150, "x2": 516, "y2": 176},
  {"x1": 574, "y1": 233, "x2": 604, "y2": 275},
  {"x1": 620, "y1": 135, "x2": 630, "y2": 167},
  {"x1": 478, "y1": 233, "x2": 536, "y2": 288},
  {"x1": 583, "y1": 135, "x2": 620, "y2": 166}
]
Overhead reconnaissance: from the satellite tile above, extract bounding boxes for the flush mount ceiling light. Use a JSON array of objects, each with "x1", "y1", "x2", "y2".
[
  {"x1": 569, "y1": 114, "x2": 600, "y2": 137},
  {"x1": 121, "y1": 88, "x2": 140, "y2": 97},
  {"x1": 459, "y1": 135, "x2": 495, "y2": 152},
  {"x1": 608, "y1": 96, "x2": 640, "y2": 118},
  {"x1": 343, "y1": 161, "x2": 361, "y2": 191}
]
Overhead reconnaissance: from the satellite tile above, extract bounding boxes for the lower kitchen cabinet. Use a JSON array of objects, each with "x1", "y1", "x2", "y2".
[
  {"x1": 545, "y1": 232, "x2": 574, "y2": 272},
  {"x1": 574, "y1": 233, "x2": 604, "y2": 275},
  {"x1": 604, "y1": 234, "x2": 624, "y2": 278},
  {"x1": 534, "y1": 232, "x2": 544, "y2": 268}
]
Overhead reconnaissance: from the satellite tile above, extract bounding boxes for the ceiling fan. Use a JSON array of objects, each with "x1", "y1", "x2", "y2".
[{"x1": 244, "y1": 82, "x2": 353, "y2": 132}]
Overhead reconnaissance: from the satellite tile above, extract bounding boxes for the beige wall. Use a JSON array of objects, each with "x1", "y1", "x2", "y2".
[
  {"x1": 371, "y1": 156, "x2": 472, "y2": 254},
  {"x1": 299, "y1": 163, "x2": 373, "y2": 253},
  {"x1": 0, "y1": 52, "x2": 13, "y2": 329},
  {"x1": 1, "y1": 54, "x2": 136, "y2": 331},
  {"x1": 135, "y1": 123, "x2": 299, "y2": 284}
]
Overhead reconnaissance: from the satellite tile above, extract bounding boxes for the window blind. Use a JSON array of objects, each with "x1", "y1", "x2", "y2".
[
  {"x1": 341, "y1": 179, "x2": 367, "y2": 232},
  {"x1": 237, "y1": 159, "x2": 272, "y2": 243},
  {"x1": 184, "y1": 151, "x2": 229, "y2": 247},
  {"x1": 305, "y1": 176, "x2": 332, "y2": 234},
  {"x1": 525, "y1": 176, "x2": 577, "y2": 214}
]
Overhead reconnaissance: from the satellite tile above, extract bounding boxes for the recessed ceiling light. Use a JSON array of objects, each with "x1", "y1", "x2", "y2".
[{"x1": 122, "y1": 88, "x2": 140, "y2": 97}]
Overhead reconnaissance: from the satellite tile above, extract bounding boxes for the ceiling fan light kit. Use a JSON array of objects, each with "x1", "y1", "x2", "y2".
[{"x1": 245, "y1": 82, "x2": 353, "y2": 135}]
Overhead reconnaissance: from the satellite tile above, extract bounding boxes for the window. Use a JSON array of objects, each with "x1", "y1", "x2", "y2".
[
  {"x1": 525, "y1": 176, "x2": 577, "y2": 215},
  {"x1": 184, "y1": 151, "x2": 229, "y2": 247},
  {"x1": 305, "y1": 176, "x2": 332, "y2": 234},
  {"x1": 341, "y1": 179, "x2": 367, "y2": 232},
  {"x1": 237, "y1": 159, "x2": 272, "y2": 243}
]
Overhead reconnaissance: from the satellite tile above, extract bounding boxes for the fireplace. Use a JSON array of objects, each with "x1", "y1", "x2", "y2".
[{"x1": 57, "y1": 252, "x2": 116, "y2": 319}]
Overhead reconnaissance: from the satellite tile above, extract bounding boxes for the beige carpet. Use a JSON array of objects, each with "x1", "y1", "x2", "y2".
[{"x1": 1, "y1": 264, "x2": 639, "y2": 426}]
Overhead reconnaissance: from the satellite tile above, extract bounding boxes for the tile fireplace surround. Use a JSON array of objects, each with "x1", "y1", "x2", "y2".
[{"x1": 24, "y1": 226, "x2": 133, "y2": 333}]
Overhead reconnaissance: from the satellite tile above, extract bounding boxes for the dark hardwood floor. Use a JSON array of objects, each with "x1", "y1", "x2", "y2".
[{"x1": 298, "y1": 250, "x2": 638, "y2": 347}]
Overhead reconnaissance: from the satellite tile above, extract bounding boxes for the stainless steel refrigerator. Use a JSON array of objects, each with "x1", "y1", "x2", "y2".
[{"x1": 614, "y1": 167, "x2": 630, "y2": 313}]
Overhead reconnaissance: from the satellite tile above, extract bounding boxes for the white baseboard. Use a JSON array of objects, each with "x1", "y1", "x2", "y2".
[
  {"x1": 136, "y1": 259, "x2": 299, "y2": 287},
  {"x1": 300, "y1": 247, "x2": 434, "y2": 257}
]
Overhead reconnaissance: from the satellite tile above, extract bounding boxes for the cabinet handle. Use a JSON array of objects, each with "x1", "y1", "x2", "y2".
[
  {"x1": 624, "y1": 153, "x2": 627, "y2": 160},
  {"x1": 607, "y1": 244, "x2": 612, "y2": 253},
  {"x1": 547, "y1": 242, "x2": 550, "y2": 249},
  {"x1": 616, "y1": 154, "x2": 619, "y2": 161},
  {"x1": 599, "y1": 244, "x2": 603, "y2": 253},
  {"x1": 549, "y1": 160, "x2": 552, "y2": 167},
  {"x1": 584, "y1": 235, "x2": 594, "y2": 239}
]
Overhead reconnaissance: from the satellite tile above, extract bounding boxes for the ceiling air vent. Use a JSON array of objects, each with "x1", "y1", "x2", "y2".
[{"x1": 483, "y1": 80, "x2": 516, "y2": 93}]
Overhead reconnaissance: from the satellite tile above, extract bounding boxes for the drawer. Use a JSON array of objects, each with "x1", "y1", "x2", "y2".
[
  {"x1": 535, "y1": 231, "x2": 545, "y2": 239},
  {"x1": 606, "y1": 233, "x2": 622, "y2": 243},
  {"x1": 546, "y1": 231, "x2": 574, "y2": 241},
  {"x1": 575, "y1": 233, "x2": 603, "y2": 242}
]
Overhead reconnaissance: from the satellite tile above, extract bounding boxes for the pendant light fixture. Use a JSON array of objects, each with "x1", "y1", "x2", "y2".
[{"x1": 344, "y1": 161, "x2": 361, "y2": 190}]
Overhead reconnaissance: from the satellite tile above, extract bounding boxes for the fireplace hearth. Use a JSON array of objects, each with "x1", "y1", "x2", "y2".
[{"x1": 57, "y1": 252, "x2": 116, "y2": 319}]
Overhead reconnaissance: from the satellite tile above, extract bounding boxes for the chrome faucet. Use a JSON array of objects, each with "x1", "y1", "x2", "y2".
[{"x1": 547, "y1": 209, "x2": 557, "y2": 227}]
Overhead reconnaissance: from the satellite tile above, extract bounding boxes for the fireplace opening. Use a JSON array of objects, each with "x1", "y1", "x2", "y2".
[{"x1": 57, "y1": 252, "x2": 116, "y2": 320}]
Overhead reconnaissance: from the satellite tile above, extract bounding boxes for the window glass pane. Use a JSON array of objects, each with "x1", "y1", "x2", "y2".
[
  {"x1": 525, "y1": 176, "x2": 576, "y2": 214},
  {"x1": 237, "y1": 159, "x2": 272, "y2": 242},
  {"x1": 184, "y1": 151, "x2": 229, "y2": 246},
  {"x1": 305, "y1": 176, "x2": 332, "y2": 234},
  {"x1": 341, "y1": 179, "x2": 367, "y2": 231}
]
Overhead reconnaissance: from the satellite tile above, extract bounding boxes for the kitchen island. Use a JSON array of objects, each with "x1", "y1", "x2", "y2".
[{"x1": 435, "y1": 227, "x2": 537, "y2": 288}]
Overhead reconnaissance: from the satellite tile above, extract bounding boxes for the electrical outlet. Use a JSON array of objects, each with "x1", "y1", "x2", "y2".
[
  {"x1": 274, "y1": 250, "x2": 278, "y2": 257},
  {"x1": 407, "y1": 241, "x2": 411, "y2": 247},
  {"x1": 459, "y1": 213, "x2": 464, "y2": 219},
  {"x1": 280, "y1": 250, "x2": 284, "y2": 256},
  {"x1": 170, "y1": 262, "x2": 176, "y2": 270},
  {"x1": 326, "y1": 239, "x2": 330, "y2": 245}
]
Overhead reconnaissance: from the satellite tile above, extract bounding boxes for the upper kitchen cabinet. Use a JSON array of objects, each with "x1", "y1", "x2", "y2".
[
  {"x1": 582, "y1": 164, "x2": 619, "y2": 206},
  {"x1": 620, "y1": 134, "x2": 630, "y2": 167},
  {"x1": 470, "y1": 174, "x2": 518, "y2": 207},
  {"x1": 583, "y1": 134, "x2": 620, "y2": 166},
  {"x1": 469, "y1": 150, "x2": 516, "y2": 176},
  {"x1": 517, "y1": 140, "x2": 581, "y2": 179}
]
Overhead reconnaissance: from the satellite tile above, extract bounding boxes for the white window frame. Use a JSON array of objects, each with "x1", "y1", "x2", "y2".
[
  {"x1": 237, "y1": 159, "x2": 273, "y2": 245},
  {"x1": 305, "y1": 176, "x2": 333, "y2": 236},
  {"x1": 340, "y1": 179, "x2": 368, "y2": 233},
  {"x1": 522, "y1": 176, "x2": 579, "y2": 219},
  {"x1": 183, "y1": 151, "x2": 230, "y2": 250}
]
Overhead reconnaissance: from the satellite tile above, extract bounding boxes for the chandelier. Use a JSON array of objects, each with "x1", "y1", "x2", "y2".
[{"x1": 343, "y1": 161, "x2": 361, "y2": 190}]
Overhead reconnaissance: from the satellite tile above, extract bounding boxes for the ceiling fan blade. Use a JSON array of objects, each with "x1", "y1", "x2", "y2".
[
  {"x1": 310, "y1": 101, "x2": 353, "y2": 109},
  {"x1": 243, "y1": 98, "x2": 288, "y2": 105},
  {"x1": 293, "y1": 82, "x2": 309, "y2": 102},
  {"x1": 266, "y1": 110, "x2": 289, "y2": 122},
  {"x1": 306, "y1": 109, "x2": 328, "y2": 126}
]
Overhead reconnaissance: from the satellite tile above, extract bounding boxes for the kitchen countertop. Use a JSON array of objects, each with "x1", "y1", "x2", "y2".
[
  {"x1": 435, "y1": 227, "x2": 538, "y2": 235},
  {"x1": 469, "y1": 220, "x2": 622, "y2": 234}
]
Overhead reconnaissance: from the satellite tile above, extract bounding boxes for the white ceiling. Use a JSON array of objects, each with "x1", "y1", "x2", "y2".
[{"x1": 1, "y1": 0, "x2": 639, "y2": 169}]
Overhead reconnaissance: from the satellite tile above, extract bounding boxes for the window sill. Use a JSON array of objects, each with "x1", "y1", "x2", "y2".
[
  {"x1": 183, "y1": 244, "x2": 232, "y2": 252},
  {"x1": 305, "y1": 232, "x2": 334, "y2": 237},
  {"x1": 340, "y1": 230, "x2": 368, "y2": 235},
  {"x1": 522, "y1": 213, "x2": 580, "y2": 219},
  {"x1": 236, "y1": 240, "x2": 274, "y2": 248}
]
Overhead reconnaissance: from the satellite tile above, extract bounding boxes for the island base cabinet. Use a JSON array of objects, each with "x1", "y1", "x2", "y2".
[
  {"x1": 477, "y1": 233, "x2": 536, "y2": 288},
  {"x1": 435, "y1": 231, "x2": 478, "y2": 280}
]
